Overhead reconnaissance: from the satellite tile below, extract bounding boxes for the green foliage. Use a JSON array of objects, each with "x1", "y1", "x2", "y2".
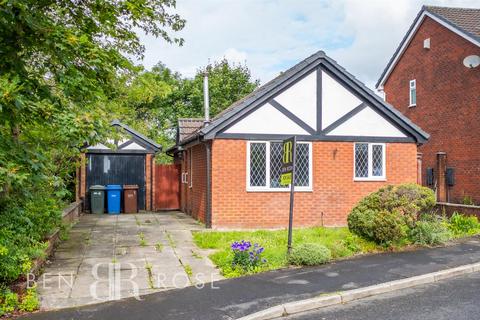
[
  {"x1": 193, "y1": 227, "x2": 379, "y2": 278},
  {"x1": 449, "y1": 212, "x2": 480, "y2": 235},
  {"x1": 0, "y1": 0, "x2": 184, "y2": 287},
  {"x1": 409, "y1": 218, "x2": 452, "y2": 246},
  {"x1": 348, "y1": 184, "x2": 435, "y2": 245},
  {"x1": 347, "y1": 208, "x2": 377, "y2": 241},
  {"x1": 108, "y1": 59, "x2": 259, "y2": 163},
  {"x1": 288, "y1": 243, "x2": 331, "y2": 266},
  {"x1": 0, "y1": 289, "x2": 19, "y2": 315},
  {"x1": 19, "y1": 286, "x2": 39, "y2": 312},
  {"x1": 462, "y1": 195, "x2": 475, "y2": 206},
  {"x1": 372, "y1": 210, "x2": 408, "y2": 245}
]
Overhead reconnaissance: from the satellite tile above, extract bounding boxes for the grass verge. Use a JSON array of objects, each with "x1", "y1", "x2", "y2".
[{"x1": 193, "y1": 227, "x2": 381, "y2": 278}]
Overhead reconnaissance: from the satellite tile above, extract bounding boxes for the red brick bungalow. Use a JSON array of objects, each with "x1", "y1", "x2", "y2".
[
  {"x1": 376, "y1": 6, "x2": 480, "y2": 204},
  {"x1": 167, "y1": 51, "x2": 429, "y2": 229}
]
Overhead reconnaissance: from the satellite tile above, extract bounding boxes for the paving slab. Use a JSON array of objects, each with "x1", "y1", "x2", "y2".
[
  {"x1": 36, "y1": 211, "x2": 222, "y2": 310},
  {"x1": 26, "y1": 236, "x2": 480, "y2": 320}
]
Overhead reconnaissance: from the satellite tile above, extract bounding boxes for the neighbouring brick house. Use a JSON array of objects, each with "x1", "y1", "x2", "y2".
[
  {"x1": 167, "y1": 51, "x2": 429, "y2": 229},
  {"x1": 376, "y1": 5, "x2": 480, "y2": 204}
]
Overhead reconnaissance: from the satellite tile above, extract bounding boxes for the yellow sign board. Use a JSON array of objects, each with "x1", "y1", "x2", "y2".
[{"x1": 280, "y1": 137, "x2": 295, "y2": 186}]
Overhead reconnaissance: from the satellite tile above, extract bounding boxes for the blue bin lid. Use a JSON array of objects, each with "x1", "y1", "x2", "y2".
[{"x1": 106, "y1": 184, "x2": 122, "y2": 190}]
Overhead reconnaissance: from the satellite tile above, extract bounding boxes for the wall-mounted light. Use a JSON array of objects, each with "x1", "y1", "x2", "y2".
[{"x1": 463, "y1": 55, "x2": 480, "y2": 69}]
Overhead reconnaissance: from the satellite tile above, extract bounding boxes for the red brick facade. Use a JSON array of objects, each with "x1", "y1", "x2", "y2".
[
  {"x1": 383, "y1": 16, "x2": 480, "y2": 203},
  {"x1": 181, "y1": 139, "x2": 417, "y2": 229}
]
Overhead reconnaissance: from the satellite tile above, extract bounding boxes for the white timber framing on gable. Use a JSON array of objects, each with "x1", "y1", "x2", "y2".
[{"x1": 219, "y1": 65, "x2": 410, "y2": 142}]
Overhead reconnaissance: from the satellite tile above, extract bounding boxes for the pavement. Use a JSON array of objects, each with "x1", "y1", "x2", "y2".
[
  {"x1": 286, "y1": 270, "x2": 480, "y2": 320},
  {"x1": 23, "y1": 236, "x2": 480, "y2": 320},
  {"x1": 35, "y1": 211, "x2": 222, "y2": 309}
]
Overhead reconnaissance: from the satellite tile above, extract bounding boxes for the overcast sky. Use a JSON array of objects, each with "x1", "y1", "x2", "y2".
[{"x1": 135, "y1": 0, "x2": 478, "y2": 89}]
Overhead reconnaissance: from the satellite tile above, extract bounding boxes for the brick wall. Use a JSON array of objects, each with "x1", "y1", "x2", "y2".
[
  {"x1": 181, "y1": 144, "x2": 208, "y2": 223},
  {"x1": 383, "y1": 16, "x2": 480, "y2": 203},
  {"x1": 210, "y1": 139, "x2": 417, "y2": 229}
]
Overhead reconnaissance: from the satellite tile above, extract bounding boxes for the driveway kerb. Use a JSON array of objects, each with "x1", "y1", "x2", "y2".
[{"x1": 237, "y1": 262, "x2": 480, "y2": 320}]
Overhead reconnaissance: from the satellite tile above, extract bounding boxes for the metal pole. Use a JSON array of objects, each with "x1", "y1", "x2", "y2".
[
  {"x1": 287, "y1": 136, "x2": 296, "y2": 254},
  {"x1": 203, "y1": 73, "x2": 210, "y2": 125}
]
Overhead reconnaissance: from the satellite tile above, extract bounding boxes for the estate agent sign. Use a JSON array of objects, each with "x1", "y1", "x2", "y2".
[
  {"x1": 281, "y1": 136, "x2": 297, "y2": 253},
  {"x1": 280, "y1": 137, "x2": 295, "y2": 186}
]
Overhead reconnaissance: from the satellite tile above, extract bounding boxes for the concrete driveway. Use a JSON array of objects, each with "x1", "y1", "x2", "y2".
[{"x1": 37, "y1": 211, "x2": 222, "y2": 310}]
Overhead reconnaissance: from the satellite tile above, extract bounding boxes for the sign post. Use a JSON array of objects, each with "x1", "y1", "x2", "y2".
[{"x1": 280, "y1": 136, "x2": 296, "y2": 254}]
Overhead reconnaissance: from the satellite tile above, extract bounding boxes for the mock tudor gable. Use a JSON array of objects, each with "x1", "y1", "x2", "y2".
[
  {"x1": 222, "y1": 68, "x2": 409, "y2": 140},
  {"x1": 202, "y1": 51, "x2": 428, "y2": 144},
  {"x1": 170, "y1": 50, "x2": 429, "y2": 229}
]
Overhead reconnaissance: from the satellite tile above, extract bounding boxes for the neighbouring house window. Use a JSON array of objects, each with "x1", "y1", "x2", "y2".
[
  {"x1": 247, "y1": 141, "x2": 312, "y2": 191},
  {"x1": 354, "y1": 143, "x2": 386, "y2": 180},
  {"x1": 409, "y1": 79, "x2": 416, "y2": 106}
]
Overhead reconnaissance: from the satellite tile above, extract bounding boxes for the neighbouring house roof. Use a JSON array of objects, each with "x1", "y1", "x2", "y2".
[
  {"x1": 376, "y1": 5, "x2": 480, "y2": 89},
  {"x1": 170, "y1": 50, "x2": 429, "y2": 151},
  {"x1": 177, "y1": 118, "x2": 205, "y2": 144}
]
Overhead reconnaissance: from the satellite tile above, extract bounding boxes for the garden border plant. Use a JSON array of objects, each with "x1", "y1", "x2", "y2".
[{"x1": 194, "y1": 183, "x2": 480, "y2": 279}]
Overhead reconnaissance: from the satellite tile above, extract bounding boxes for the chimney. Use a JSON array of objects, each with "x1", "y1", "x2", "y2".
[{"x1": 203, "y1": 72, "x2": 210, "y2": 125}]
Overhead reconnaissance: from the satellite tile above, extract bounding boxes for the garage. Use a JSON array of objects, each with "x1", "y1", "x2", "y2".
[{"x1": 78, "y1": 120, "x2": 161, "y2": 212}]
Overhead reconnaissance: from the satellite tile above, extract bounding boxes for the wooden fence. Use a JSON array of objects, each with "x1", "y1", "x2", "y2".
[{"x1": 154, "y1": 164, "x2": 181, "y2": 210}]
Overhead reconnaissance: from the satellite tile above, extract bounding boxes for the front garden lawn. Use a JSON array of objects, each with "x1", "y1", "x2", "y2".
[{"x1": 193, "y1": 227, "x2": 381, "y2": 278}]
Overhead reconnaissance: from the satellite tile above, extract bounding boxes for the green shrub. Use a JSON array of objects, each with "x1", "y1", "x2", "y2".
[
  {"x1": 449, "y1": 212, "x2": 480, "y2": 235},
  {"x1": 410, "y1": 218, "x2": 452, "y2": 245},
  {"x1": 347, "y1": 208, "x2": 376, "y2": 240},
  {"x1": 462, "y1": 196, "x2": 475, "y2": 206},
  {"x1": 0, "y1": 290, "x2": 19, "y2": 315},
  {"x1": 348, "y1": 184, "x2": 435, "y2": 245},
  {"x1": 371, "y1": 210, "x2": 407, "y2": 245},
  {"x1": 19, "y1": 286, "x2": 39, "y2": 312},
  {"x1": 0, "y1": 190, "x2": 61, "y2": 283},
  {"x1": 288, "y1": 243, "x2": 331, "y2": 266}
]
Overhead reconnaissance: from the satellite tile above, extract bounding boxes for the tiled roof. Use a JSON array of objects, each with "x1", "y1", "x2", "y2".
[
  {"x1": 425, "y1": 6, "x2": 480, "y2": 39},
  {"x1": 376, "y1": 5, "x2": 480, "y2": 88},
  {"x1": 178, "y1": 118, "x2": 204, "y2": 143},
  {"x1": 174, "y1": 50, "x2": 429, "y2": 146}
]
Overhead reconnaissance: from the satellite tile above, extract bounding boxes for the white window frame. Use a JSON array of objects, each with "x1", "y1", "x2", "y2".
[
  {"x1": 409, "y1": 79, "x2": 416, "y2": 107},
  {"x1": 246, "y1": 141, "x2": 313, "y2": 192},
  {"x1": 181, "y1": 172, "x2": 186, "y2": 184},
  {"x1": 353, "y1": 143, "x2": 386, "y2": 181}
]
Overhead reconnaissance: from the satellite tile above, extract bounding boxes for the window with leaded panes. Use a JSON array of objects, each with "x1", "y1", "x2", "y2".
[
  {"x1": 247, "y1": 141, "x2": 312, "y2": 191},
  {"x1": 354, "y1": 143, "x2": 386, "y2": 180}
]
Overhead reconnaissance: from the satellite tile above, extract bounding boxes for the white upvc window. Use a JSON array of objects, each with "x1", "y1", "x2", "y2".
[
  {"x1": 354, "y1": 143, "x2": 386, "y2": 181},
  {"x1": 246, "y1": 141, "x2": 312, "y2": 192},
  {"x1": 409, "y1": 79, "x2": 416, "y2": 107}
]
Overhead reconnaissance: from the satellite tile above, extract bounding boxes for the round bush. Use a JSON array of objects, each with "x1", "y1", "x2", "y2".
[
  {"x1": 371, "y1": 210, "x2": 407, "y2": 245},
  {"x1": 347, "y1": 208, "x2": 376, "y2": 240},
  {"x1": 347, "y1": 183, "x2": 435, "y2": 245},
  {"x1": 288, "y1": 243, "x2": 331, "y2": 266}
]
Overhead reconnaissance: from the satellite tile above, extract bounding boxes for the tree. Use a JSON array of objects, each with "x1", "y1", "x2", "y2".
[
  {"x1": 193, "y1": 59, "x2": 260, "y2": 117},
  {"x1": 112, "y1": 59, "x2": 260, "y2": 156},
  {"x1": 0, "y1": 0, "x2": 184, "y2": 284}
]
